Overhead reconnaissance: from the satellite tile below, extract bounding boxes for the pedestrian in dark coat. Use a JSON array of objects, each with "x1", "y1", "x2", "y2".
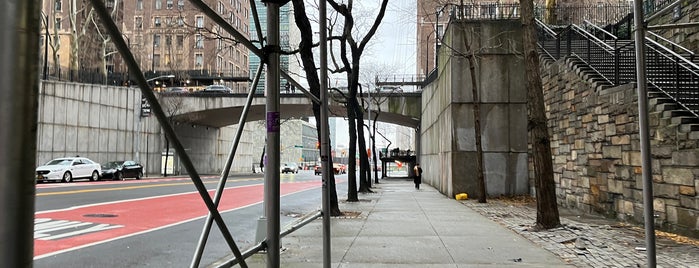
[{"x1": 413, "y1": 163, "x2": 422, "y2": 189}]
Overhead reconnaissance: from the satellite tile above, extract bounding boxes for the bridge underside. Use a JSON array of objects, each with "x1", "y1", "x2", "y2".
[{"x1": 173, "y1": 104, "x2": 420, "y2": 129}]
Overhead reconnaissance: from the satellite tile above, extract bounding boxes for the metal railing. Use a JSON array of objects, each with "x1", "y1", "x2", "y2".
[{"x1": 536, "y1": 19, "x2": 699, "y2": 118}]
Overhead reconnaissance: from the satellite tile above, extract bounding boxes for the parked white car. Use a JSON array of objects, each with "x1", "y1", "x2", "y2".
[
  {"x1": 281, "y1": 162, "x2": 299, "y2": 174},
  {"x1": 36, "y1": 157, "x2": 101, "y2": 183}
]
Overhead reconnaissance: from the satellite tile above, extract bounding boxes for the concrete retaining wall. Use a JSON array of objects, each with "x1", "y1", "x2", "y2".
[
  {"x1": 420, "y1": 19, "x2": 529, "y2": 198},
  {"x1": 37, "y1": 81, "x2": 255, "y2": 176}
]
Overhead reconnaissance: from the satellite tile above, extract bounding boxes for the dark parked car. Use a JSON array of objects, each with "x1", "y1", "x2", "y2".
[
  {"x1": 202, "y1": 84, "x2": 233, "y2": 93},
  {"x1": 166, "y1": 87, "x2": 188, "y2": 93},
  {"x1": 101, "y1": 160, "x2": 143, "y2": 180}
]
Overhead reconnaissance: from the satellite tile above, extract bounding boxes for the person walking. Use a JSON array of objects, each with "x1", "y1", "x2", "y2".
[{"x1": 413, "y1": 163, "x2": 422, "y2": 189}]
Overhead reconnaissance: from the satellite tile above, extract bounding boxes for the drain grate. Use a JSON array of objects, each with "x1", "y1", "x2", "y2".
[{"x1": 83, "y1": 213, "x2": 118, "y2": 218}]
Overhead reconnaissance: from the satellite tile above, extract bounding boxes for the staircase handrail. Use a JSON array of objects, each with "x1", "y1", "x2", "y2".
[
  {"x1": 645, "y1": 37, "x2": 699, "y2": 73},
  {"x1": 583, "y1": 20, "x2": 618, "y2": 40},
  {"x1": 646, "y1": 31, "x2": 695, "y2": 61},
  {"x1": 571, "y1": 24, "x2": 614, "y2": 52},
  {"x1": 535, "y1": 18, "x2": 558, "y2": 38}
]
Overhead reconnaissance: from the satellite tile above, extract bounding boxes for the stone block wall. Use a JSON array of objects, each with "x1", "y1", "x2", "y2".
[
  {"x1": 540, "y1": 59, "x2": 699, "y2": 235},
  {"x1": 650, "y1": 1, "x2": 699, "y2": 50}
]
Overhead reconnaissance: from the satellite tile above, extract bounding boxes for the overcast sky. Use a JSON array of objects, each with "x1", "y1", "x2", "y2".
[{"x1": 309, "y1": 1, "x2": 418, "y2": 148}]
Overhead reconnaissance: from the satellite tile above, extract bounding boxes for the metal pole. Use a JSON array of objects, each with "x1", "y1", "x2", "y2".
[
  {"x1": 264, "y1": 2, "x2": 282, "y2": 267},
  {"x1": 88, "y1": 0, "x2": 247, "y2": 266},
  {"x1": 632, "y1": 1, "x2": 657, "y2": 267},
  {"x1": 0, "y1": 0, "x2": 40, "y2": 267},
  {"x1": 319, "y1": 0, "x2": 331, "y2": 267},
  {"x1": 190, "y1": 64, "x2": 264, "y2": 268}
]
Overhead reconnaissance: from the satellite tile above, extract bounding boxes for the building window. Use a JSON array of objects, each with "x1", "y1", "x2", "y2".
[
  {"x1": 153, "y1": 54, "x2": 161, "y2": 68},
  {"x1": 165, "y1": 35, "x2": 172, "y2": 46},
  {"x1": 195, "y1": 53, "x2": 203, "y2": 67},
  {"x1": 177, "y1": 16, "x2": 184, "y2": 27},
  {"x1": 136, "y1": 0, "x2": 143, "y2": 10},
  {"x1": 153, "y1": 34, "x2": 161, "y2": 47},
  {"x1": 135, "y1": 16, "x2": 143, "y2": 30},
  {"x1": 55, "y1": 0, "x2": 62, "y2": 11},
  {"x1": 167, "y1": 0, "x2": 173, "y2": 9},
  {"x1": 178, "y1": 0, "x2": 184, "y2": 10},
  {"x1": 155, "y1": 0, "x2": 162, "y2": 9},
  {"x1": 195, "y1": 34, "x2": 203, "y2": 49},
  {"x1": 55, "y1": 18, "x2": 62, "y2": 29},
  {"x1": 154, "y1": 17, "x2": 161, "y2": 27},
  {"x1": 196, "y1": 16, "x2": 204, "y2": 28},
  {"x1": 176, "y1": 35, "x2": 184, "y2": 48}
]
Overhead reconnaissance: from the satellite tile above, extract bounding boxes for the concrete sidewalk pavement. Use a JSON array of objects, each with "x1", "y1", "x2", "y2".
[{"x1": 241, "y1": 179, "x2": 571, "y2": 267}]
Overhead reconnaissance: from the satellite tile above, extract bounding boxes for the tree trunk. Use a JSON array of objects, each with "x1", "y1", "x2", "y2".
[
  {"x1": 371, "y1": 113, "x2": 379, "y2": 183},
  {"x1": 69, "y1": 0, "x2": 79, "y2": 81},
  {"x1": 291, "y1": 0, "x2": 341, "y2": 215},
  {"x1": 355, "y1": 101, "x2": 371, "y2": 193},
  {"x1": 522, "y1": 0, "x2": 561, "y2": 229},
  {"x1": 461, "y1": 26, "x2": 487, "y2": 203},
  {"x1": 163, "y1": 136, "x2": 169, "y2": 177},
  {"x1": 545, "y1": 0, "x2": 557, "y2": 24},
  {"x1": 347, "y1": 99, "x2": 359, "y2": 201}
]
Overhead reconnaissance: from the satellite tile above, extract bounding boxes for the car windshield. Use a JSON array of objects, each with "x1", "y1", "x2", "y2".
[
  {"x1": 102, "y1": 161, "x2": 124, "y2": 168},
  {"x1": 46, "y1": 159, "x2": 73, "y2": 166}
]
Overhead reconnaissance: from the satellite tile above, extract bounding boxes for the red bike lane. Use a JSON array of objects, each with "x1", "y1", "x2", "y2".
[{"x1": 34, "y1": 181, "x2": 321, "y2": 258}]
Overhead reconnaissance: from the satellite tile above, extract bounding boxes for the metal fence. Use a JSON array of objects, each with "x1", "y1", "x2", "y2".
[
  {"x1": 442, "y1": 3, "x2": 634, "y2": 27},
  {"x1": 536, "y1": 19, "x2": 699, "y2": 118}
]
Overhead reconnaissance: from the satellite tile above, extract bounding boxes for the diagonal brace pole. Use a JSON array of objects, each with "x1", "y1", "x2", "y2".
[
  {"x1": 87, "y1": 0, "x2": 248, "y2": 267},
  {"x1": 190, "y1": 63, "x2": 265, "y2": 268}
]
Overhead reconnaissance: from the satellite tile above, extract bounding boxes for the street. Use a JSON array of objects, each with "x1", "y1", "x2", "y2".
[{"x1": 34, "y1": 171, "x2": 343, "y2": 267}]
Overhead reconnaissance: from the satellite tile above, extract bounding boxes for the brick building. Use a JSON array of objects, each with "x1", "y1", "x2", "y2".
[{"x1": 41, "y1": 0, "x2": 251, "y2": 90}]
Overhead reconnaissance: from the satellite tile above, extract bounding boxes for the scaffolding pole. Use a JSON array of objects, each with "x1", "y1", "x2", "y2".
[
  {"x1": 0, "y1": 1, "x2": 41, "y2": 267},
  {"x1": 319, "y1": 0, "x2": 332, "y2": 267},
  {"x1": 190, "y1": 63, "x2": 265, "y2": 268},
  {"x1": 264, "y1": 2, "x2": 282, "y2": 267},
  {"x1": 633, "y1": 0, "x2": 657, "y2": 267}
]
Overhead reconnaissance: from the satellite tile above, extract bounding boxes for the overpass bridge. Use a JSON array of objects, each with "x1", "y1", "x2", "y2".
[{"x1": 159, "y1": 92, "x2": 422, "y2": 128}]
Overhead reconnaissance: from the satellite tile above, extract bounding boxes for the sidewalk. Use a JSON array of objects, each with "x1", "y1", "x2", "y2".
[{"x1": 242, "y1": 179, "x2": 572, "y2": 267}]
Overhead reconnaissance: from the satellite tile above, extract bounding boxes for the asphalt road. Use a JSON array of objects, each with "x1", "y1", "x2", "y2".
[{"x1": 33, "y1": 171, "x2": 343, "y2": 267}]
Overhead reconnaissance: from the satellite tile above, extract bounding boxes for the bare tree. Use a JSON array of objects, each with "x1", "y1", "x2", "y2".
[
  {"x1": 41, "y1": 10, "x2": 62, "y2": 78},
  {"x1": 160, "y1": 95, "x2": 186, "y2": 177},
  {"x1": 290, "y1": 0, "x2": 342, "y2": 216},
  {"x1": 522, "y1": 0, "x2": 561, "y2": 229},
  {"x1": 88, "y1": 0, "x2": 120, "y2": 82},
  {"x1": 68, "y1": 0, "x2": 95, "y2": 80},
  {"x1": 326, "y1": 0, "x2": 390, "y2": 198}
]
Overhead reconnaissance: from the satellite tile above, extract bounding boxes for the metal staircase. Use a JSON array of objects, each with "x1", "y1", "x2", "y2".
[{"x1": 536, "y1": 17, "x2": 699, "y2": 122}]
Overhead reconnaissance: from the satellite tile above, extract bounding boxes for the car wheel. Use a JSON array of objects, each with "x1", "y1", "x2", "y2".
[
  {"x1": 62, "y1": 172, "x2": 72, "y2": 183},
  {"x1": 90, "y1": 171, "x2": 99, "y2": 181},
  {"x1": 115, "y1": 172, "x2": 123, "y2": 181},
  {"x1": 136, "y1": 171, "x2": 143, "y2": 180}
]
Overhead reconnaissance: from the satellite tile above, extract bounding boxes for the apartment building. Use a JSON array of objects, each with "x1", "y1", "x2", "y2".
[{"x1": 41, "y1": 0, "x2": 251, "y2": 90}]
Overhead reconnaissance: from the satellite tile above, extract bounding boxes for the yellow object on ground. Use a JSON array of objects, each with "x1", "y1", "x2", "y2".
[{"x1": 455, "y1": 193, "x2": 468, "y2": 200}]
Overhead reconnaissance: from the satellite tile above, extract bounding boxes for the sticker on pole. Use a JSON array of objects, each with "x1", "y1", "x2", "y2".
[{"x1": 267, "y1": 112, "x2": 280, "y2": 133}]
